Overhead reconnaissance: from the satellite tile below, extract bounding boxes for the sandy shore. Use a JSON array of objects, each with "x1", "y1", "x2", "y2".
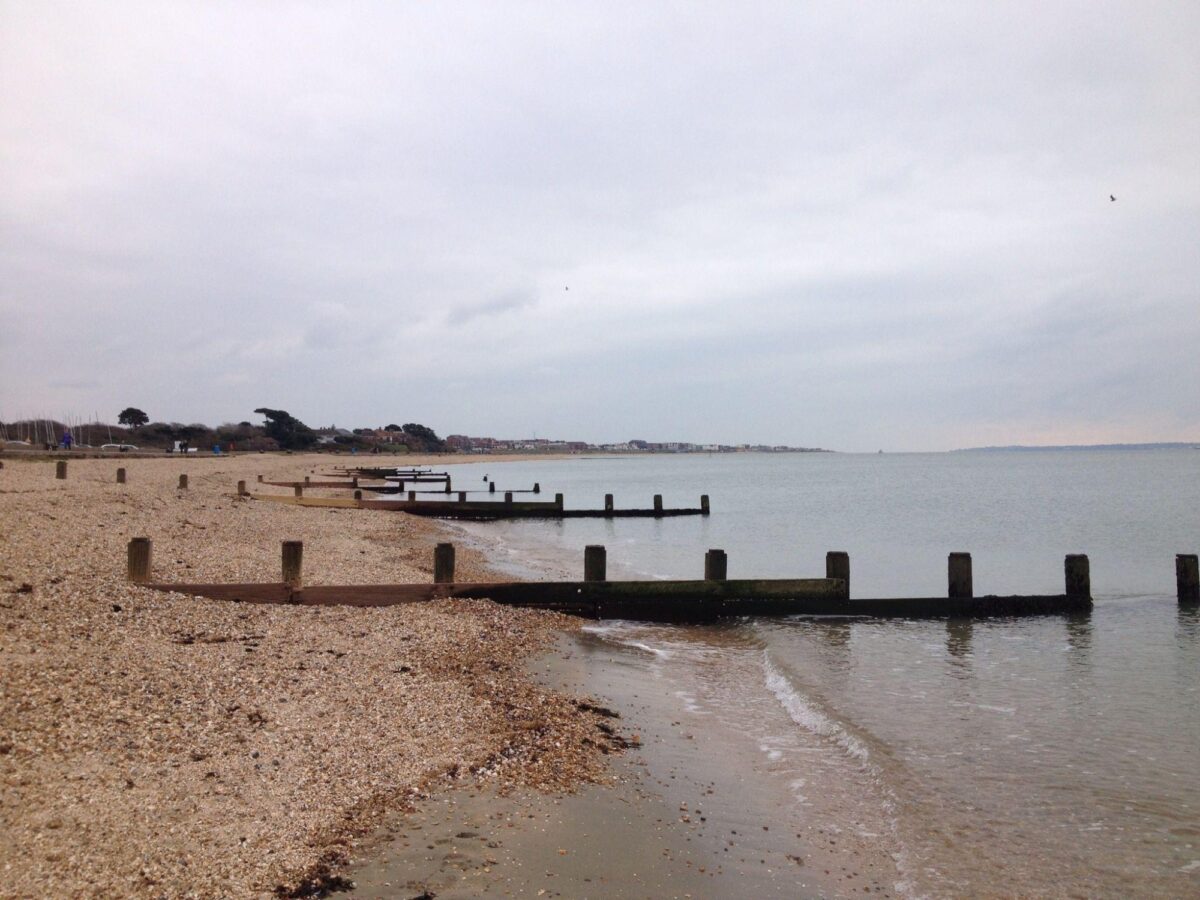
[{"x1": 0, "y1": 453, "x2": 624, "y2": 897}]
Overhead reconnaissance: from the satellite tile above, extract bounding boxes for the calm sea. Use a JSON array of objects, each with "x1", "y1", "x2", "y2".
[{"x1": 446, "y1": 450, "x2": 1200, "y2": 896}]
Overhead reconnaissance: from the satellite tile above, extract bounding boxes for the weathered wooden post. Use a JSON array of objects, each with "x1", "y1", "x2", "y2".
[
  {"x1": 282, "y1": 541, "x2": 303, "y2": 588},
  {"x1": 293, "y1": 484, "x2": 303, "y2": 497},
  {"x1": 489, "y1": 481, "x2": 496, "y2": 493},
  {"x1": 127, "y1": 537, "x2": 152, "y2": 583},
  {"x1": 178, "y1": 474, "x2": 188, "y2": 490},
  {"x1": 700, "y1": 494, "x2": 710, "y2": 516},
  {"x1": 397, "y1": 480, "x2": 405, "y2": 492},
  {"x1": 584, "y1": 545, "x2": 607, "y2": 582},
  {"x1": 504, "y1": 491, "x2": 513, "y2": 505},
  {"x1": 705, "y1": 549, "x2": 728, "y2": 581},
  {"x1": 444, "y1": 478, "x2": 451, "y2": 494},
  {"x1": 1178, "y1": 554, "x2": 1199, "y2": 603},
  {"x1": 304, "y1": 475, "x2": 311, "y2": 485},
  {"x1": 555, "y1": 492, "x2": 564, "y2": 510},
  {"x1": 352, "y1": 476, "x2": 359, "y2": 488},
  {"x1": 407, "y1": 490, "x2": 416, "y2": 502},
  {"x1": 353, "y1": 489, "x2": 362, "y2": 501},
  {"x1": 434, "y1": 543, "x2": 455, "y2": 584},
  {"x1": 604, "y1": 493, "x2": 614, "y2": 516},
  {"x1": 458, "y1": 491, "x2": 467, "y2": 502},
  {"x1": 533, "y1": 483, "x2": 540, "y2": 494},
  {"x1": 826, "y1": 551, "x2": 850, "y2": 600},
  {"x1": 236, "y1": 480, "x2": 246, "y2": 496},
  {"x1": 56, "y1": 460, "x2": 67, "y2": 479},
  {"x1": 1065, "y1": 554, "x2": 1090, "y2": 600},
  {"x1": 653, "y1": 494, "x2": 663, "y2": 517},
  {"x1": 117, "y1": 468, "x2": 127, "y2": 484},
  {"x1": 948, "y1": 553, "x2": 973, "y2": 599}
]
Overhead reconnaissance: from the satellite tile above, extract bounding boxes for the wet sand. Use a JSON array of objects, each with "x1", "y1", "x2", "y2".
[{"x1": 346, "y1": 631, "x2": 903, "y2": 898}]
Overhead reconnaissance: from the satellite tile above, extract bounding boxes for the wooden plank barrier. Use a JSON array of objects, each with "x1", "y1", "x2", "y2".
[
  {"x1": 282, "y1": 541, "x2": 303, "y2": 588},
  {"x1": 245, "y1": 489, "x2": 707, "y2": 520},
  {"x1": 134, "y1": 544, "x2": 1101, "y2": 622}
]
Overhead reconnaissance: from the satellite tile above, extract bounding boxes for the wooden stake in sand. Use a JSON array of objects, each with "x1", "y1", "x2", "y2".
[
  {"x1": 434, "y1": 543, "x2": 455, "y2": 584},
  {"x1": 127, "y1": 538, "x2": 152, "y2": 583},
  {"x1": 117, "y1": 468, "x2": 126, "y2": 484},
  {"x1": 282, "y1": 541, "x2": 303, "y2": 588},
  {"x1": 56, "y1": 461, "x2": 67, "y2": 480},
  {"x1": 178, "y1": 474, "x2": 188, "y2": 490}
]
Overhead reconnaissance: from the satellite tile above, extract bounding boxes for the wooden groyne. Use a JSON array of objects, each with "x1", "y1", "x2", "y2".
[
  {"x1": 242, "y1": 484, "x2": 710, "y2": 520},
  {"x1": 122, "y1": 540, "x2": 1200, "y2": 623}
]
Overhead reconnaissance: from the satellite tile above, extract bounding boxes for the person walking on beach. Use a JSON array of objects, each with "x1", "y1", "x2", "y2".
[{"x1": 61, "y1": 430, "x2": 72, "y2": 450}]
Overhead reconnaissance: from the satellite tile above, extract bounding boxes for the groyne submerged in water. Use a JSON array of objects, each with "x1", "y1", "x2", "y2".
[{"x1": 125, "y1": 532, "x2": 1200, "y2": 622}]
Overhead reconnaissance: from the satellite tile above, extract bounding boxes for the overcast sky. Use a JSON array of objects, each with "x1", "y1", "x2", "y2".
[{"x1": 2, "y1": 2, "x2": 1197, "y2": 451}]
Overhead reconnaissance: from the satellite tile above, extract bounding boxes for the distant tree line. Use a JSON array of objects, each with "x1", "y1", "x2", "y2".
[{"x1": 3, "y1": 406, "x2": 447, "y2": 454}]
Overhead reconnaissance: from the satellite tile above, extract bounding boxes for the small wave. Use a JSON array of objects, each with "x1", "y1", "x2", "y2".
[
  {"x1": 581, "y1": 623, "x2": 676, "y2": 658},
  {"x1": 762, "y1": 651, "x2": 927, "y2": 899},
  {"x1": 763, "y1": 655, "x2": 871, "y2": 763}
]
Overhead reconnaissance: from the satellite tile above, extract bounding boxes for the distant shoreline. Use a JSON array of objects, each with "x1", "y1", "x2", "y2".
[{"x1": 954, "y1": 442, "x2": 1199, "y2": 452}]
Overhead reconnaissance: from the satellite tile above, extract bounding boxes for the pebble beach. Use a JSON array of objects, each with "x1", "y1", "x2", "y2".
[{"x1": 0, "y1": 453, "x2": 623, "y2": 898}]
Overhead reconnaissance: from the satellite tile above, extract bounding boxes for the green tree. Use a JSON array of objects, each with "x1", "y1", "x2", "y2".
[
  {"x1": 253, "y1": 408, "x2": 318, "y2": 450},
  {"x1": 402, "y1": 423, "x2": 444, "y2": 452},
  {"x1": 118, "y1": 407, "x2": 149, "y2": 428}
]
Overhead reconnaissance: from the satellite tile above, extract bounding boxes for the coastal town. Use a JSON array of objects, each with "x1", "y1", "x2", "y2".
[
  {"x1": 1, "y1": 412, "x2": 829, "y2": 455},
  {"x1": 352, "y1": 429, "x2": 828, "y2": 455}
]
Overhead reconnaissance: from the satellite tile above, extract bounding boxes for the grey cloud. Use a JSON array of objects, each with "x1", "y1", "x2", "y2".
[
  {"x1": 1, "y1": 2, "x2": 1197, "y2": 448},
  {"x1": 446, "y1": 291, "x2": 537, "y2": 326}
]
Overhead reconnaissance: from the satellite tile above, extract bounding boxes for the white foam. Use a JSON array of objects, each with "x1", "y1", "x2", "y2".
[
  {"x1": 673, "y1": 690, "x2": 707, "y2": 714},
  {"x1": 763, "y1": 651, "x2": 927, "y2": 899},
  {"x1": 581, "y1": 623, "x2": 676, "y2": 658},
  {"x1": 763, "y1": 656, "x2": 870, "y2": 763}
]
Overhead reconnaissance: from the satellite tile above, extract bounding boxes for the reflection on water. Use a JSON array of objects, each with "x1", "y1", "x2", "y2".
[
  {"x1": 1064, "y1": 610, "x2": 1093, "y2": 667},
  {"x1": 1178, "y1": 602, "x2": 1200, "y2": 641},
  {"x1": 944, "y1": 617, "x2": 974, "y2": 665}
]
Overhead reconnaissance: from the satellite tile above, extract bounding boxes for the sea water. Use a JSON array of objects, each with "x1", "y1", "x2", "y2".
[{"x1": 446, "y1": 450, "x2": 1200, "y2": 896}]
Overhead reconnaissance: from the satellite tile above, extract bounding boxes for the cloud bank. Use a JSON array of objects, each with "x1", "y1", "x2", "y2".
[{"x1": 2, "y1": 1, "x2": 1197, "y2": 450}]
